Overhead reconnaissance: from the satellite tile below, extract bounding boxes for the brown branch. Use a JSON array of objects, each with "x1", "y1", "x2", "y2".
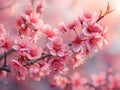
[
  {"x1": 0, "y1": 48, "x2": 15, "y2": 60},
  {"x1": 0, "y1": 66, "x2": 10, "y2": 72},
  {"x1": 24, "y1": 53, "x2": 52, "y2": 66},
  {"x1": 85, "y1": 83, "x2": 97, "y2": 89},
  {"x1": 0, "y1": 52, "x2": 52, "y2": 72}
]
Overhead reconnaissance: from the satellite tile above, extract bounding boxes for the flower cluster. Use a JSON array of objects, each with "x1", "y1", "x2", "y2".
[
  {"x1": 0, "y1": 0, "x2": 114, "y2": 90},
  {"x1": 50, "y1": 70, "x2": 120, "y2": 90}
]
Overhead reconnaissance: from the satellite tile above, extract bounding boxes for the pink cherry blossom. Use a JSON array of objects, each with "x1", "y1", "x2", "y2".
[
  {"x1": 12, "y1": 37, "x2": 32, "y2": 51},
  {"x1": 35, "y1": 0, "x2": 47, "y2": 14},
  {"x1": 67, "y1": 19, "x2": 80, "y2": 30},
  {"x1": 49, "y1": 57, "x2": 65, "y2": 73},
  {"x1": 59, "y1": 21, "x2": 69, "y2": 33},
  {"x1": 71, "y1": 72, "x2": 87, "y2": 88},
  {"x1": 26, "y1": 45, "x2": 43, "y2": 59},
  {"x1": 47, "y1": 37, "x2": 69, "y2": 57},
  {"x1": 71, "y1": 34, "x2": 86, "y2": 52},
  {"x1": 72, "y1": 52, "x2": 86, "y2": 69},
  {"x1": 16, "y1": 16, "x2": 31, "y2": 35},
  {"x1": 38, "y1": 60, "x2": 50, "y2": 77},
  {"x1": 28, "y1": 64, "x2": 41, "y2": 81},
  {"x1": 86, "y1": 35, "x2": 104, "y2": 52},
  {"x1": 25, "y1": 11, "x2": 43, "y2": 30},
  {"x1": 78, "y1": 11, "x2": 97, "y2": 22},
  {"x1": 42, "y1": 24, "x2": 56, "y2": 40},
  {"x1": 91, "y1": 72, "x2": 106, "y2": 87},
  {"x1": 82, "y1": 20, "x2": 103, "y2": 36},
  {"x1": 108, "y1": 73, "x2": 120, "y2": 89},
  {"x1": 54, "y1": 75, "x2": 70, "y2": 89},
  {"x1": 16, "y1": 10, "x2": 43, "y2": 36},
  {"x1": 9, "y1": 59, "x2": 28, "y2": 80},
  {"x1": 0, "y1": 36, "x2": 13, "y2": 51}
]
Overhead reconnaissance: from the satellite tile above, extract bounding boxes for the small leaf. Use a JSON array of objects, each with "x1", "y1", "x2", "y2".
[{"x1": 104, "y1": 2, "x2": 115, "y2": 16}]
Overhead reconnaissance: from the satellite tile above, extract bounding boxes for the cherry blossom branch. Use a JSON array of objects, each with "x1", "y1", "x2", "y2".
[
  {"x1": 0, "y1": 50, "x2": 14, "y2": 72},
  {"x1": 96, "y1": 2, "x2": 114, "y2": 22},
  {"x1": 24, "y1": 53, "x2": 52, "y2": 66},
  {"x1": 0, "y1": 52, "x2": 52, "y2": 72},
  {"x1": 85, "y1": 83, "x2": 97, "y2": 89},
  {"x1": 0, "y1": 48, "x2": 15, "y2": 60}
]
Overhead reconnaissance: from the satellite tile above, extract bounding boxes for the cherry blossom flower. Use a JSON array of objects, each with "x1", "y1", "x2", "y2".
[
  {"x1": 71, "y1": 34, "x2": 86, "y2": 52},
  {"x1": 16, "y1": 16, "x2": 31, "y2": 35},
  {"x1": 29, "y1": 64, "x2": 41, "y2": 81},
  {"x1": 59, "y1": 21, "x2": 69, "y2": 33},
  {"x1": 78, "y1": 11, "x2": 97, "y2": 22},
  {"x1": 71, "y1": 73, "x2": 87, "y2": 89},
  {"x1": 39, "y1": 62, "x2": 50, "y2": 77},
  {"x1": 16, "y1": 10, "x2": 43, "y2": 36},
  {"x1": 67, "y1": 20, "x2": 80, "y2": 30},
  {"x1": 54, "y1": 75, "x2": 70, "y2": 89},
  {"x1": 108, "y1": 73, "x2": 120, "y2": 89},
  {"x1": 86, "y1": 35, "x2": 104, "y2": 52},
  {"x1": 9, "y1": 59, "x2": 28, "y2": 80},
  {"x1": 25, "y1": 11, "x2": 43, "y2": 30},
  {"x1": 0, "y1": 36, "x2": 13, "y2": 51},
  {"x1": 12, "y1": 37, "x2": 32, "y2": 51},
  {"x1": 82, "y1": 20, "x2": 103, "y2": 36},
  {"x1": 72, "y1": 52, "x2": 86, "y2": 69},
  {"x1": 34, "y1": 0, "x2": 47, "y2": 14},
  {"x1": 91, "y1": 72, "x2": 106, "y2": 87},
  {"x1": 47, "y1": 37, "x2": 69, "y2": 57},
  {"x1": 26, "y1": 45, "x2": 43, "y2": 59},
  {"x1": 49, "y1": 57, "x2": 65, "y2": 73},
  {"x1": 42, "y1": 24, "x2": 56, "y2": 40}
]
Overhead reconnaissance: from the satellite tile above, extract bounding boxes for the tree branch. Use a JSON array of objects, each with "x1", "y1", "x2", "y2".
[
  {"x1": 24, "y1": 53, "x2": 52, "y2": 66},
  {"x1": 0, "y1": 48, "x2": 15, "y2": 60}
]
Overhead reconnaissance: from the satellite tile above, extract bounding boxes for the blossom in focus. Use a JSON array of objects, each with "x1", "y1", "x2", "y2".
[
  {"x1": 82, "y1": 20, "x2": 103, "y2": 36},
  {"x1": 49, "y1": 57, "x2": 65, "y2": 73},
  {"x1": 86, "y1": 35, "x2": 104, "y2": 52},
  {"x1": 71, "y1": 34, "x2": 85, "y2": 52},
  {"x1": 78, "y1": 11, "x2": 97, "y2": 22},
  {"x1": 12, "y1": 37, "x2": 32, "y2": 51},
  {"x1": 47, "y1": 37, "x2": 69, "y2": 57},
  {"x1": 42, "y1": 24, "x2": 57, "y2": 40},
  {"x1": 27, "y1": 45, "x2": 43, "y2": 59}
]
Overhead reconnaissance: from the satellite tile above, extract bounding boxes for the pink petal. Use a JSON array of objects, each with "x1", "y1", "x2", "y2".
[
  {"x1": 57, "y1": 50, "x2": 64, "y2": 57},
  {"x1": 72, "y1": 44, "x2": 81, "y2": 52},
  {"x1": 50, "y1": 49, "x2": 57, "y2": 56},
  {"x1": 47, "y1": 42, "x2": 54, "y2": 49}
]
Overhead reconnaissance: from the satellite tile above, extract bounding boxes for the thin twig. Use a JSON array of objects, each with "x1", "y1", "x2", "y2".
[{"x1": 24, "y1": 53, "x2": 52, "y2": 66}]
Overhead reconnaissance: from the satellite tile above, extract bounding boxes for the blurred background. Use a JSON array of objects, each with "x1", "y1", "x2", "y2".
[{"x1": 0, "y1": 0, "x2": 120, "y2": 90}]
